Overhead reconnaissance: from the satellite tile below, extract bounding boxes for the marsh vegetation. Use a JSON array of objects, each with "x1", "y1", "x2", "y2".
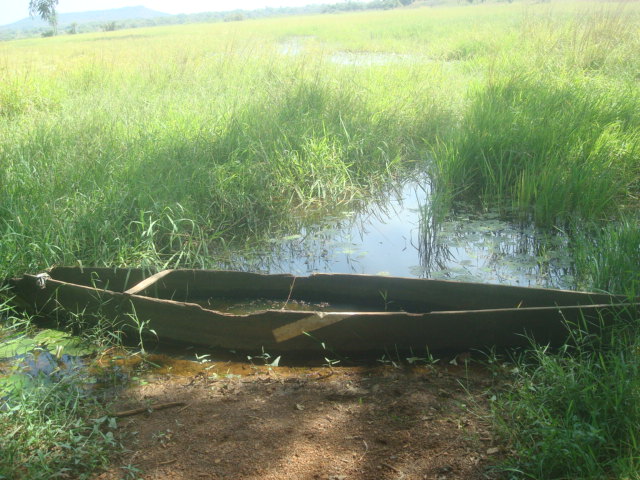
[{"x1": 1, "y1": 1, "x2": 639, "y2": 478}]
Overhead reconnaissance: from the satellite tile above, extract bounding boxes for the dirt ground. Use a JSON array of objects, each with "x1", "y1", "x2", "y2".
[{"x1": 94, "y1": 356, "x2": 505, "y2": 480}]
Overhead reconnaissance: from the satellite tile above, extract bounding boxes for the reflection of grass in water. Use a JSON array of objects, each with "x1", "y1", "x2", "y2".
[{"x1": 418, "y1": 206, "x2": 575, "y2": 288}]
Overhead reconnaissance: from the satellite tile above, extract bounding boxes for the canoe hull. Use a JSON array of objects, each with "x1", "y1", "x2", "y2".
[{"x1": 7, "y1": 267, "x2": 637, "y2": 354}]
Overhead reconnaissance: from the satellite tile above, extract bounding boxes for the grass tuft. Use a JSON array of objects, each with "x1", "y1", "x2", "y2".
[
  {"x1": 0, "y1": 371, "x2": 120, "y2": 480},
  {"x1": 494, "y1": 315, "x2": 640, "y2": 479}
]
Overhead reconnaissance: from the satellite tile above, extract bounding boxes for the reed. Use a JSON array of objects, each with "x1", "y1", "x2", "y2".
[
  {"x1": 431, "y1": 74, "x2": 640, "y2": 226},
  {"x1": 572, "y1": 219, "x2": 640, "y2": 298},
  {"x1": 0, "y1": 62, "x2": 422, "y2": 277}
]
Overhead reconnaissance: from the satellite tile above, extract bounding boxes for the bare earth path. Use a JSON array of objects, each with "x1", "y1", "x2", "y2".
[{"x1": 95, "y1": 359, "x2": 504, "y2": 480}]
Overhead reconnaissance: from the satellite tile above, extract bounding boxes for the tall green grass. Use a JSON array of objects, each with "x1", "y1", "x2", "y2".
[
  {"x1": 4, "y1": 1, "x2": 636, "y2": 277},
  {"x1": 572, "y1": 219, "x2": 640, "y2": 298},
  {"x1": 0, "y1": 62, "x2": 436, "y2": 276},
  {"x1": 431, "y1": 73, "x2": 640, "y2": 226},
  {"x1": 0, "y1": 32, "x2": 457, "y2": 277},
  {"x1": 495, "y1": 318, "x2": 640, "y2": 479},
  {"x1": 429, "y1": 4, "x2": 640, "y2": 226}
]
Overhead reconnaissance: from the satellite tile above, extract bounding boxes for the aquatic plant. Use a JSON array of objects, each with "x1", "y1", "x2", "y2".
[
  {"x1": 431, "y1": 74, "x2": 640, "y2": 226},
  {"x1": 572, "y1": 219, "x2": 640, "y2": 298}
]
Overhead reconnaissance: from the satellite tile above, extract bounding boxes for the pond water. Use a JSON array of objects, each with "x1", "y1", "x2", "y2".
[
  {"x1": 228, "y1": 177, "x2": 575, "y2": 289},
  {"x1": 278, "y1": 37, "x2": 424, "y2": 66},
  {"x1": 329, "y1": 51, "x2": 418, "y2": 66},
  {"x1": 277, "y1": 37, "x2": 311, "y2": 56}
]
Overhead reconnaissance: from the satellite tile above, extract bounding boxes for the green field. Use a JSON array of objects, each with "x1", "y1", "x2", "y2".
[
  {"x1": 1, "y1": 2, "x2": 639, "y2": 478},
  {"x1": 2, "y1": 1, "x2": 638, "y2": 279}
]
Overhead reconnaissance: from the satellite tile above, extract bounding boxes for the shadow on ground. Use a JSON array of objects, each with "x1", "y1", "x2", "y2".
[{"x1": 93, "y1": 362, "x2": 503, "y2": 480}]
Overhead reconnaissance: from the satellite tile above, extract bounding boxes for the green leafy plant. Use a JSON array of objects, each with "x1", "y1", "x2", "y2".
[{"x1": 247, "y1": 347, "x2": 281, "y2": 368}]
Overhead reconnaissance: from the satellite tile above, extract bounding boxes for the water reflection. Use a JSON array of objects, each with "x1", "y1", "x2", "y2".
[
  {"x1": 329, "y1": 51, "x2": 418, "y2": 66},
  {"x1": 278, "y1": 37, "x2": 426, "y2": 66},
  {"x1": 278, "y1": 37, "x2": 309, "y2": 56},
  {"x1": 223, "y1": 178, "x2": 575, "y2": 289},
  {"x1": 418, "y1": 210, "x2": 574, "y2": 288},
  {"x1": 18, "y1": 350, "x2": 85, "y2": 378}
]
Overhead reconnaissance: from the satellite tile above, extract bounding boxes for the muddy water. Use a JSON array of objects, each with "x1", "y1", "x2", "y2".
[
  {"x1": 230, "y1": 179, "x2": 574, "y2": 289},
  {"x1": 0, "y1": 342, "x2": 408, "y2": 386}
]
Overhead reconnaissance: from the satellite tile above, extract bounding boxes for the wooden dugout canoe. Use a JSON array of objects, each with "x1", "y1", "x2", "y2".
[{"x1": 6, "y1": 267, "x2": 638, "y2": 355}]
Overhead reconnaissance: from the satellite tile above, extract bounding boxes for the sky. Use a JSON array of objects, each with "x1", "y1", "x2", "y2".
[{"x1": 1, "y1": 0, "x2": 339, "y2": 26}]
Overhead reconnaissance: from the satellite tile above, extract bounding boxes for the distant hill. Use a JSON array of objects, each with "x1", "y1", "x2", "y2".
[{"x1": 3, "y1": 6, "x2": 169, "y2": 29}]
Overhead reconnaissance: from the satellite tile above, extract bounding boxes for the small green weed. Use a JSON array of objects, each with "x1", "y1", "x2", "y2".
[
  {"x1": 0, "y1": 290, "x2": 137, "y2": 479},
  {"x1": 0, "y1": 362, "x2": 122, "y2": 479},
  {"x1": 247, "y1": 347, "x2": 281, "y2": 368}
]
